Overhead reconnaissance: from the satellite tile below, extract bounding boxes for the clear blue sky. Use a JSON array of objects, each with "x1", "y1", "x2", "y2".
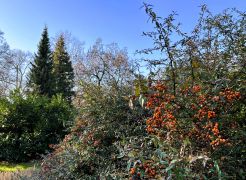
[{"x1": 0, "y1": 0, "x2": 245, "y2": 55}]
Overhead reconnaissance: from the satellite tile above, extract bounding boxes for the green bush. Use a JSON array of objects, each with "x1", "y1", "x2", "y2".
[
  {"x1": 29, "y1": 84, "x2": 148, "y2": 179},
  {"x1": 0, "y1": 90, "x2": 74, "y2": 162}
]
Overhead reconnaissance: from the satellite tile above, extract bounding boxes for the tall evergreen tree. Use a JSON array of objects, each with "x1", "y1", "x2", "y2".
[
  {"x1": 28, "y1": 26, "x2": 54, "y2": 97},
  {"x1": 53, "y1": 35, "x2": 74, "y2": 102}
]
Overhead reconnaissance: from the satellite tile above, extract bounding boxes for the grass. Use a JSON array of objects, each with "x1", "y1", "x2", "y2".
[
  {"x1": 0, "y1": 161, "x2": 38, "y2": 172},
  {"x1": 0, "y1": 161, "x2": 39, "y2": 180}
]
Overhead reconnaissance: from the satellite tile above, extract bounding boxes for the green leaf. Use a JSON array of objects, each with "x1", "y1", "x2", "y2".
[
  {"x1": 128, "y1": 150, "x2": 138, "y2": 158},
  {"x1": 184, "y1": 137, "x2": 191, "y2": 146},
  {"x1": 165, "y1": 163, "x2": 174, "y2": 172},
  {"x1": 117, "y1": 149, "x2": 125, "y2": 159},
  {"x1": 214, "y1": 161, "x2": 222, "y2": 179},
  {"x1": 127, "y1": 160, "x2": 132, "y2": 171},
  {"x1": 166, "y1": 159, "x2": 178, "y2": 172}
]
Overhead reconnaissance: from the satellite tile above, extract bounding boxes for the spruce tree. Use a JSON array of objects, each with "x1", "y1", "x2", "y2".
[
  {"x1": 28, "y1": 26, "x2": 54, "y2": 97},
  {"x1": 53, "y1": 35, "x2": 74, "y2": 102}
]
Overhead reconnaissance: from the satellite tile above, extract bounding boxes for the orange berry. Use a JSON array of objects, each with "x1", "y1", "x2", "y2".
[
  {"x1": 208, "y1": 111, "x2": 216, "y2": 119},
  {"x1": 192, "y1": 85, "x2": 201, "y2": 93},
  {"x1": 130, "y1": 168, "x2": 136, "y2": 175}
]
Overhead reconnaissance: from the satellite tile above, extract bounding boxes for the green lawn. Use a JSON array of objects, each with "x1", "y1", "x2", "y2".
[{"x1": 0, "y1": 161, "x2": 38, "y2": 172}]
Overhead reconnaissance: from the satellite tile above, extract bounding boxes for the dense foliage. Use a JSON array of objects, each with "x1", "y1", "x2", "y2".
[
  {"x1": 0, "y1": 91, "x2": 74, "y2": 162},
  {"x1": 0, "y1": 28, "x2": 76, "y2": 163},
  {"x1": 28, "y1": 27, "x2": 54, "y2": 97},
  {"x1": 126, "y1": 4, "x2": 245, "y2": 179},
  {"x1": 127, "y1": 83, "x2": 245, "y2": 179},
  {"x1": 53, "y1": 35, "x2": 75, "y2": 103},
  {"x1": 0, "y1": 3, "x2": 245, "y2": 180},
  {"x1": 23, "y1": 4, "x2": 246, "y2": 180},
  {"x1": 27, "y1": 84, "x2": 147, "y2": 179}
]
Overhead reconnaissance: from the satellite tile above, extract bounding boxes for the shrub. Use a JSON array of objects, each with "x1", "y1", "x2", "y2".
[
  {"x1": 0, "y1": 90, "x2": 74, "y2": 162},
  {"x1": 126, "y1": 83, "x2": 245, "y2": 179},
  {"x1": 29, "y1": 84, "x2": 148, "y2": 179},
  {"x1": 23, "y1": 4, "x2": 245, "y2": 179}
]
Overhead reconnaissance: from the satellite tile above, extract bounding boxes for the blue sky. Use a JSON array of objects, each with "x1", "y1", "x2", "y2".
[{"x1": 0, "y1": 0, "x2": 245, "y2": 55}]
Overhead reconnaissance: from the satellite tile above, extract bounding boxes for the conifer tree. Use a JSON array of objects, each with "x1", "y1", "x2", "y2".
[
  {"x1": 28, "y1": 26, "x2": 54, "y2": 97},
  {"x1": 53, "y1": 35, "x2": 74, "y2": 102}
]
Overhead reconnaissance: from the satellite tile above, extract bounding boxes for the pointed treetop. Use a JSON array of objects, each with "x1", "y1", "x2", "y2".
[
  {"x1": 37, "y1": 26, "x2": 52, "y2": 59},
  {"x1": 53, "y1": 34, "x2": 74, "y2": 103},
  {"x1": 28, "y1": 26, "x2": 54, "y2": 97}
]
